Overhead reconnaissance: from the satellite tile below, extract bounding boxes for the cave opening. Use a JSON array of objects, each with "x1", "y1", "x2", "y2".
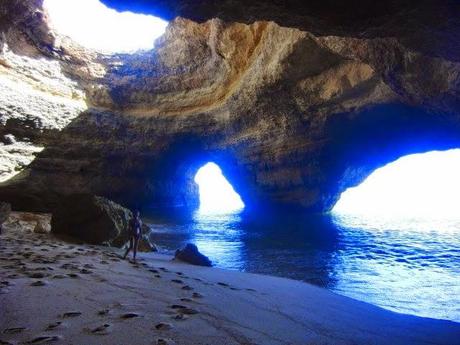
[
  {"x1": 194, "y1": 162, "x2": 245, "y2": 214},
  {"x1": 43, "y1": 0, "x2": 168, "y2": 54},
  {"x1": 332, "y1": 149, "x2": 460, "y2": 230}
]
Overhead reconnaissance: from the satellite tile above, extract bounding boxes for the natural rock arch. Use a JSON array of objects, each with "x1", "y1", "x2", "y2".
[{"x1": 0, "y1": 0, "x2": 459, "y2": 213}]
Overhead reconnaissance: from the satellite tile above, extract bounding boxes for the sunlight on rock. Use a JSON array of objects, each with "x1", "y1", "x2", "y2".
[
  {"x1": 333, "y1": 149, "x2": 460, "y2": 220},
  {"x1": 194, "y1": 163, "x2": 244, "y2": 213},
  {"x1": 0, "y1": 43, "x2": 87, "y2": 182},
  {"x1": 43, "y1": 0, "x2": 168, "y2": 54}
]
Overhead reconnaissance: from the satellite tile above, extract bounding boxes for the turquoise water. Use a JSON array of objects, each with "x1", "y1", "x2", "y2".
[{"x1": 144, "y1": 208, "x2": 460, "y2": 322}]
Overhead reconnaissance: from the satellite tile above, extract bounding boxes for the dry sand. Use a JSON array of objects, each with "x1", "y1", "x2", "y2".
[{"x1": 1, "y1": 212, "x2": 459, "y2": 345}]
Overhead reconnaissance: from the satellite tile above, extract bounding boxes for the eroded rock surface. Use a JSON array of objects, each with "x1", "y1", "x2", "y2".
[
  {"x1": 51, "y1": 194, "x2": 132, "y2": 246},
  {"x1": 175, "y1": 243, "x2": 213, "y2": 267},
  {"x1": 0, "y1": 1, "x2": 459, "y2": 212}
]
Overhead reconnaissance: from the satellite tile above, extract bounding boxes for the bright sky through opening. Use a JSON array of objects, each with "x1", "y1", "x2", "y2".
[
  {"x1": 333, "y1": 149, "x2": 460, "y2": 219},
  {"x1": 195, "y1": 163, "x2": 245, "y2": 213},
  {"x1": 43, "y1": 0, "x2": 168, "y2": 54}
]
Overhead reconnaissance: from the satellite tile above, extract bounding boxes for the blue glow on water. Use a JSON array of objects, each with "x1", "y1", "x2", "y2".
[
  {"x1": 43, "y1": 0, "x2": 168, "y2": 54},
  {"x1": 145, "y1": 150, "x2": 460, "y2": 323}
]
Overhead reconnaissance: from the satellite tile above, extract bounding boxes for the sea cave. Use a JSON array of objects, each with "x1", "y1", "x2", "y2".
[{"x1": 0, "y1": 0, "x2": 459, "y2": 344}]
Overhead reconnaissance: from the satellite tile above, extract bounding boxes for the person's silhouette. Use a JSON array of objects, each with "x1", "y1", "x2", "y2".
[{"x1": 123, "y1": 210, "x2": 142, "y2": 262}]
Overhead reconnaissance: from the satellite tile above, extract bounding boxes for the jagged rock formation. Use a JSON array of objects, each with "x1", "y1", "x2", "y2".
[{"x1": 0, "y1": 0, "x2": 459, "y2": 213}]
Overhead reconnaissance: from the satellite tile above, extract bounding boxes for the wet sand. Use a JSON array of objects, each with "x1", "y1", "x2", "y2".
[{"x1": 1, "y1": 212, "x2": 459, "y2": 345}]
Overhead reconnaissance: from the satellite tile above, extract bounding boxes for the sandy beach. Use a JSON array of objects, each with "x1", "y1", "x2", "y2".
[{"x1": 1, "y1": 213, "x2": 459, "y2": 345}]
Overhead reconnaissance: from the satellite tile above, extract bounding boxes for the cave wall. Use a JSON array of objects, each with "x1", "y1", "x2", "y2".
[{"x1": 0, "y1": 0, "x2": 460, "y2": 213}]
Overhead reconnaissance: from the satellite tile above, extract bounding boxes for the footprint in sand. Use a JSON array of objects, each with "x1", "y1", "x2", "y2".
[
  {"x1": 120, "y1": 313, "x2": 141, "y2": 319},
  {"x1": 155, "y1": 275, "x2": 162, "y2": 279},
  {"x1": 100, "y1": 260, "x2": 109, "y2": 265},
  {"x1": 169, "y1": 305, "x2": 199, "y2": 315},
  {"x1": 62, "y1": 312, "x2": 82, "y2": 318},
  {"x1": 192, "y1": 292, "x2": 203, "y2": 299},
  {"x1": 97, "y1": 309, "x2": 110, "y2": 316},
  {"x1": 171, "y1": 279, "x2": 183, "y2": 284},
  {"x1": 156, "y1": 338, "x2": 175, "y2": 345},
  {"x1": 25, "y1": 335, "x2": 61, "y2": 344},
  {"x1": 89, "y1": 323, "x2": 111, "y2": 335},
  {"x1": 155, "y1": 323, "x2": 173, "y2": 331},
  {"x1": 80, "y1": 269, "x2": 93, "y2": 274},
  {"x1": 45, "y1": 322, "x2": 63, "y2": 331},
  {"x1": 149, "y1": 269, "x2": 159, "y2": 273},
  {"x1": 175, "y1": 272, "x2": 184, "y2": 276},
  {"x1": 180, "y1": 298, "x2": 193, "y2": 303},
  {"x1": 217, "y1": 282, "x2": 229, "y2": 287},
  {"x1": 30, "y1": 280, "x2": 48, "y2": 287},
  {"x1": 27, "y1": 272, "x2": 48, "y2": 279},
  {"x1": 52, "y1": 274, "x2": 67, "y2": 279},
  {"x1": 171, "y1": 314, "x2": 188, "y2": 321},
  {"x1": 181, "y1": 285, "x2": 193, "y2": 291},
  {"x1": 67, "y1": 273, "x2": 80, "y2": 279},
  {"x1": 3, "y1": 327, "x2": 27, "y2": 334}
]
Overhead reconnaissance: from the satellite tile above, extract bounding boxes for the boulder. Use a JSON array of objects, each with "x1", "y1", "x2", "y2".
[
  {"x1": 174, "y1": 243, "x2": 212, "y2": 267},
  {"x1": 0, "y1": 202, "x2": 11, "y2": 224},
  {"x1": 51, "y1": 194, "x2": 132, "y2": 246},
  {"x1": 123, "y1": 224, "x2": 159, "y2": 253},
  {"x1": 34, "y1": 220, "x2": 51, "y2": 234}
]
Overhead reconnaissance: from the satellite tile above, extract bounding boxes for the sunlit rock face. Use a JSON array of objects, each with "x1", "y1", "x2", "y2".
[{"x1": 0, "y1": 0, "x2": 460, "y2": 212}]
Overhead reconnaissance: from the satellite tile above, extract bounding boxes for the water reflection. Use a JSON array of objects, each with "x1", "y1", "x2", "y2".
[{"x1": 144, "y1": 207, "x2": 460, "y2": 322}]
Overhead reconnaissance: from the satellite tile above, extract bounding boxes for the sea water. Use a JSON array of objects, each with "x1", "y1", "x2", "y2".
[{"x1": 144, "y1": 208, "x2": 460, "y2": 322}]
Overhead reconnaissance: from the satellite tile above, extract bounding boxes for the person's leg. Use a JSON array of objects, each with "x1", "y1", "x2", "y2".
[
  {"x1": 123, "y1": 237, "x2": 133, "y2": 259},
  {"x1": 133, "y1": 236, "x2": 139, "y2": 262}
]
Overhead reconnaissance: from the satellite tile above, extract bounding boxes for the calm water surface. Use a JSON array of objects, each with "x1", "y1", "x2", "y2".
[{"x1": 144, "y1": 208, "x2": 460, "y2": 322}]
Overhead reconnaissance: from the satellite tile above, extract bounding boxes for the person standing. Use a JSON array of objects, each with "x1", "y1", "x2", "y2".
[{"x1": 123, "y1": 210, "x2": 142, "y2": 262}]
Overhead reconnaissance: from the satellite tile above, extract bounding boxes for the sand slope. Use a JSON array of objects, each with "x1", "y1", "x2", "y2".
[{"x1": 1, "y1": 214, "x2": 459, "y2": 345}]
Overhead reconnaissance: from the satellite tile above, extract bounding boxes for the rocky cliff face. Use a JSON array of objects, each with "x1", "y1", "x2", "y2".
[{"x1": 0, "y1": 0, "x2": 459, "y2": 212}]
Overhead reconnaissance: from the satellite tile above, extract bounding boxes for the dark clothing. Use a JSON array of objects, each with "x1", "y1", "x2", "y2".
[
  {"x1": 123, "y1": 216, "x2": 142, "y2": 261},
  {"x1": 129, "y1": 217, "x2": 142, "y2": 238}
]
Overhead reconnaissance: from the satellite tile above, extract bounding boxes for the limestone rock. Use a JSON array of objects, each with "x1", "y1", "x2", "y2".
[
  {"x1": 51, "y1": 194, "x2": 132, "y2": 246},
  {"x1": 34, "y1": 220, "x2": 51, "y2": 234},
  {"x1": 175, "y1": 244, "x2": 212, "y2": 267},
  {"x1": 0, "y1": 1, "x2": 459, "y2": 214}
]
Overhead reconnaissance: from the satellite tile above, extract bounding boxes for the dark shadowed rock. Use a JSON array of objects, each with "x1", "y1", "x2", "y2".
[
  {"x1": 0, "y1": 202, "x2": 11, "y2": 227},
  {"x1": 137, "y1": 234, "x2": 159, "y2": 253},
  {"x1": 51, "y1": 194, "x2": 132, "y2": 246},
  {"x1": 34, "y1": 220, "x2": 51, "y2": 234},
  {"x1": 175, "y1": 244, "x2": 212, "y2": 267}
]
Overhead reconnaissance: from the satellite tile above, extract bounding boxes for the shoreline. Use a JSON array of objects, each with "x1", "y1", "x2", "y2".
[{"x1": 1, "y1": 213, "x2": 460, "y2": 345}]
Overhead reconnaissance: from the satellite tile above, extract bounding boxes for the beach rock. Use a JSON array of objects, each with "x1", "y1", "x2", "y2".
[
  {"x1": 137, "y1": 234, "x2": 159, "y2": 253},
  {"x1": 0, "y1": 202, "x2": 11, "y2": 225},
  {"x1": 174, "y1": 244, "x2": 212, "y2": 267},
  {"x1": 34, "y1": 221, "x2": 50, "y2": 234},
  {"x1": 51, "y1": 194, "x2": 132, "y2": 246}
]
